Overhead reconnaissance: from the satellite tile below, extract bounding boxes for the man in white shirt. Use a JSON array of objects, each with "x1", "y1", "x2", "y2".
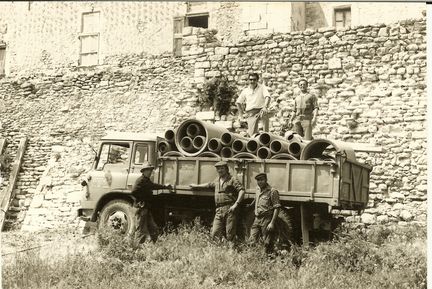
[{"x1": 236, "y1": 73, "x2": 271, "y2": 137}]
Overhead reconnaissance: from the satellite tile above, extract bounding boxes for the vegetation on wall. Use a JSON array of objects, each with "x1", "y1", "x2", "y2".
[{"x1": 199, "y1": 76, "x2": 237, "y2": 116}]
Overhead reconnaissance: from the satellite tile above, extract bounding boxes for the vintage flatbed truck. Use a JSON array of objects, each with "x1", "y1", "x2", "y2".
[{"x1": 78, "y1": 132, "x2": 372, "y2": 245}]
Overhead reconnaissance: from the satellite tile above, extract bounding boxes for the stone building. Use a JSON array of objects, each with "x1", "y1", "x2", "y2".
[
  {"x1": 0, "y1": 2, "x2": 427, "y2": 230},
  {"x1": 0, "y1": 2, "x2": 425, "y2": 75}
]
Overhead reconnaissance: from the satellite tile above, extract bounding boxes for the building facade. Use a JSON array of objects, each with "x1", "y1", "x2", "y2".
[{"x1": 0, "y1": 2, "x2": 425, "y2": 76}]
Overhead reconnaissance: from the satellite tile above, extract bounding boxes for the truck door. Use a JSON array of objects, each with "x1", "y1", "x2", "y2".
[
  {"x1": 89, "y1": 142, "x2": 131, "y2": 199},
  {"x1": 126, "y1": 141, "x2": 156, "y2": 191}
]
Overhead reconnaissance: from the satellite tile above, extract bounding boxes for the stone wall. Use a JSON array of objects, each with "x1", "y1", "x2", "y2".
[
  {"x1": 0, "y1": 56, "x2": 197, "y2": 230},
  {"x1": 0, "y1": 15, "x2": 427, "y2": 230},
  {"x1": 180, "y1": 17, "x2": 428, "y2": 226}
]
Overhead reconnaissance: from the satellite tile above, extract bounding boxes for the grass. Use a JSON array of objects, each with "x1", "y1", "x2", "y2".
[{"x1": 2, "y1": 221, "x2": 427, "y2": 289}]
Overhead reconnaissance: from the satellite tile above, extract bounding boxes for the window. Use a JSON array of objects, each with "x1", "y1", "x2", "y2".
[
  {"x1": 79, "y1": 11, "x2": 100, "y2": 66},
  {"x1": 134, "y1": 143, "x2": 149, "y2": 165},
  {"x1": 0, "y1": 45, "x2": 5, "y2": 76},
  {"x1": 186, "y1": 13, "x2": 209, "y2": 28},
  {"x1": 96, "y1": 143, "x2": 130, "y2": 170},
  {"x1": 334, "y1": 7, "x2": 351, "y2": 29},
  {"x1": 173, "y1": 16, "x2": 184, "y2": 57}
]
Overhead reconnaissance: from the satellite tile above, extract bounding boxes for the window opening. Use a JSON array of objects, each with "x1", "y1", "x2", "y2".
[
  {"x1": 134, "y1": 143, "x2": 149, "y2": 164},
  {"x1": 79, "y1": 11, "x2": 100, "y2": 66},
  {"x1": 334, "y1": 7, "x2": 351, "y2": 29},
  {"x1": 96, "y1": 143, "x2": 130, "y2": 170}
]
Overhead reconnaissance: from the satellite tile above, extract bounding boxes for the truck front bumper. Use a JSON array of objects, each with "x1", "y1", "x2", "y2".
[{"x1": 77, "y1": 208, "x2": 94, "y2": 221}]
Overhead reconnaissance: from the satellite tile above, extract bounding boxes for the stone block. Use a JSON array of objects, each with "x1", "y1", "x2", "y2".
[
  {"x1": 182, "y1": 26, "x2": 193, "y2": 36},
  {"x1": 196, "y1": 111, "x2": 215, "y2": 121},
  {"x1": 291, "y1": 64, "x2": 302, "y2": 71},
  {"x1": 328, "y1": 57, "x2": 342, "y2": 69},
  {"x1": 215, "y1": 47, "x2": 229, "y2": 55},
  {"x1": 361, "y1": 213, "x2": 376, "y2": 224},
  {"x1": 214, "y1": 120, "x2": 233, "y2": 129},
  {"x1": 203, "y1": 70, "x2": 221, "y2": 78}
]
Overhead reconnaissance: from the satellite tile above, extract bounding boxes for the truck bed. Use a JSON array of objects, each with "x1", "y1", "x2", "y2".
[{"x1": 158, "y1": 156, "x2": 372, "y2": 210}]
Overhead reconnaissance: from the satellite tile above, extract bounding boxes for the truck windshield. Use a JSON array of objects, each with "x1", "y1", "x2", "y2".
[{"x1": 96, "y1": 143, "x2": 130, "y2": 171}]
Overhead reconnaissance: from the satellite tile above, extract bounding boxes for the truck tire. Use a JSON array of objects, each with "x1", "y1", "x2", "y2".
[
  {"x1": 99, "y1": 199, "x2": 137, "y2": 235},
  {"x1": 275, "y1": 208, "x2": 295, "y2": 247}
]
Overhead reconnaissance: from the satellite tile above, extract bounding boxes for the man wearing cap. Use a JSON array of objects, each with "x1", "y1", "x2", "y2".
[
  {"x1": 249, "y1": 172, "x2": 281, "y2": 254},
  {"x1": 190, "y1": 161, "x2": 245, "y2": 242},
  {"x1": 132, "y1": 161, "x2": 172, "y2": 243},
  {"x1": 236, "y1": 72, "x2": 272, "y2": 137},
  {"x1": 289, "y1": 78, "x2": 319, "y2": 140}
]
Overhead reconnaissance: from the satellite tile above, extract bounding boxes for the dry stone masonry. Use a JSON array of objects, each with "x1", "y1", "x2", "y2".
[{"x1": 0, "y1": 16, "x2": 426, "y2": 230}]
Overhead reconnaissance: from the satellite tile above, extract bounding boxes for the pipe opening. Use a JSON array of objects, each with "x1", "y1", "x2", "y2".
[
  {"x1": 246, "y1": 140, "x2": 259, "y2": 153},
  {"x1": 220, "y1": 147, "x2": 233, "y2": 158},
  {"x1": 164, "y1": 129, "x2": 175, "y2": 143}
]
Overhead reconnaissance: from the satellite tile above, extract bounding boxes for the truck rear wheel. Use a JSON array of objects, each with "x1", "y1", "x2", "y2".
[{"x1": 99, "y1": 199, "x2": 137, "y2": 235}]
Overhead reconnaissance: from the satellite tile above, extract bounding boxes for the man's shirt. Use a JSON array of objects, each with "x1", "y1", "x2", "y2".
[
  {"x1": 208, "y1": 174, "x2": 244, "y2": 206},
  {"x1": 236, "y1": 83, "x2": 270, "y2": 112},
  {"x1": 254, "y1": 184, "x2": 281, "y2": 217},
  {"x1": 131, "y1": 175, "x2": 166, "y2": 203},
  {"x1": 294, "y1": 91, "x2": 319, "y2": 117}
]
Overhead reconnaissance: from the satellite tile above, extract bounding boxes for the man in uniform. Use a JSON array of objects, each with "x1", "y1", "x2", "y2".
[
  {"x1": 190, "y1": 161, "x2": 245, "y2": 242},
  {"x1": 131, "y1": 161, "x2": 172, "y2": 243},
  {"x1": 249, "y1": 172, "x2": 281, "y2": 254},
  {"x1": 236, "y1": 72, "x2": 272, "y2": 137},
  {"x1": 289, "y1": 78, "x2": 319, "y2": 140}
]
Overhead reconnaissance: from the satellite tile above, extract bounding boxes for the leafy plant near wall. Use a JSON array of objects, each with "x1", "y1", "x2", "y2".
[{"x1": 199, "y1": 76, "x2": 237, "y2": 116}]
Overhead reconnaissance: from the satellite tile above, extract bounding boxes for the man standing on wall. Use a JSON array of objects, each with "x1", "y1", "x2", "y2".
[
  {"x1": 289, "y1": 78, "x2": 319, "y2": 140},
  {"x1": 249, "y1": 172, "x2": 281, "y2": 255},
  {"x1": 190, "y1": 161, "x2": 245, "y2": 243},
  {"x1": 236, "y1": 72, "x2": 272, "y2": 137},
  {"x1": 132, "y1": 161, "x2": 172, "y2": 243}
]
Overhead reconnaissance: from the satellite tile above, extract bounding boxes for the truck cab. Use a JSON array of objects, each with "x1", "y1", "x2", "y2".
[{"x1": 78, "y1": 132, "x2": 163, "y2": 233}]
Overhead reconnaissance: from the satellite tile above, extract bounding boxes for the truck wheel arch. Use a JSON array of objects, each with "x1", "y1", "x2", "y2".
[{"x1": 92, "y1": 192, "x2": 135, "y2": 222}]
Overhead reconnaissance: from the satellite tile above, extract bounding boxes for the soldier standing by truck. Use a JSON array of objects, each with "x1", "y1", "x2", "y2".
[
  {"x1": 132, "y1": 162, "x2": 172, "y2": 243},
  {"x1": 190, "y1": 161, "x2": 245, "y2": 243},
  {"x1": 288, "y1": 78, "x2": 319, "y2": 140},
  {"x1": 249, "y1": 172, "x2": 281, "y2": 254}
]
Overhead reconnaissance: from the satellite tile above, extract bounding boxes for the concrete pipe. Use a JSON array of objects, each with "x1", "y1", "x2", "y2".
[
  {"x1": 192, "y1": 136, "x2": 206, "y2": 150},
  {"x1": 208, "y1": 138, "x2": 223, "y2": 153},
  {"x1": 269, "y1": 140, "x2": 290, "y2": 154},
  {"x1": 258, "y1": 132, "x2": 287, "y2": 147},
  {"x1": 246, "y1": 139, "x2": 260, "y2": 154},
  {"x1": 164, "y1": 129, "x2": 176, "y2": 143},
  {"x1": 175, "y1": 119, "x2": 230, "y2": 156},
  {"x1": 300, "y1": 139, "x2": 356, "y2": 162},
  {"x1": 257, "y1": 146, "x2": 272, "y2": 159},
  {"x1": 288, "y1": 141, "x2": 306, "y2": 158},
  {"x1": 198, "y1": 151, "x2": 221, "y2": 158},
  {"x1": 232, "y1": 139, "x2": 248, "y2": 153},
  {"x1": 158, "y1": 140, "x2": 174, "y2": 155},
  {"x1": 186, "y1": 123, "x2": 202, "y2": 138},
  {"x1": 180, "y1": 136, "x2": 195, "y2": 153},
  {"x1": 285, "y1": 130, "x2": 303, "y2": 143},
  {"x1": 270, "y1": 153, "x2": 297, "y2": 160},
  {"x1": 233, "y1": 152, "x2": 258, "y2": 159},
  {"x1": 221, "y1": 132, "x2": 249, "y2": 146},
  {"x1": 220, "y1": 147, "x2": 234, "y2": 158},
  {"x1": 163, "y1": 151, "x2": 185, "y2": 157}
]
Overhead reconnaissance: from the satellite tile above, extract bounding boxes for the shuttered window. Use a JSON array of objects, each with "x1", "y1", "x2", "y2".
[
  {"x1": 79, "y1": 11, "x2": 100, "y2": 66},
  {"x1": 173, "y1": 16, "x2": 184, "y2": 57},
  {"x1": 0, "y1": 46, "x2": 5, "y2": 76},
  {"x1": 334, "y1": 7, "x2": 351, "y2": 29}
]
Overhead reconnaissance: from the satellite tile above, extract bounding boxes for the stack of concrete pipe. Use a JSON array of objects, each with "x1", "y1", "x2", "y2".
[{"x1": 158, "y1": 119, "x2": 356, "y2": 161}]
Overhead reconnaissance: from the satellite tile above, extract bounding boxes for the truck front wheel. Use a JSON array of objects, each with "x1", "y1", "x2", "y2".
[{"x1": 99, "y1": 200, "x2": 137, "y2": 235}]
